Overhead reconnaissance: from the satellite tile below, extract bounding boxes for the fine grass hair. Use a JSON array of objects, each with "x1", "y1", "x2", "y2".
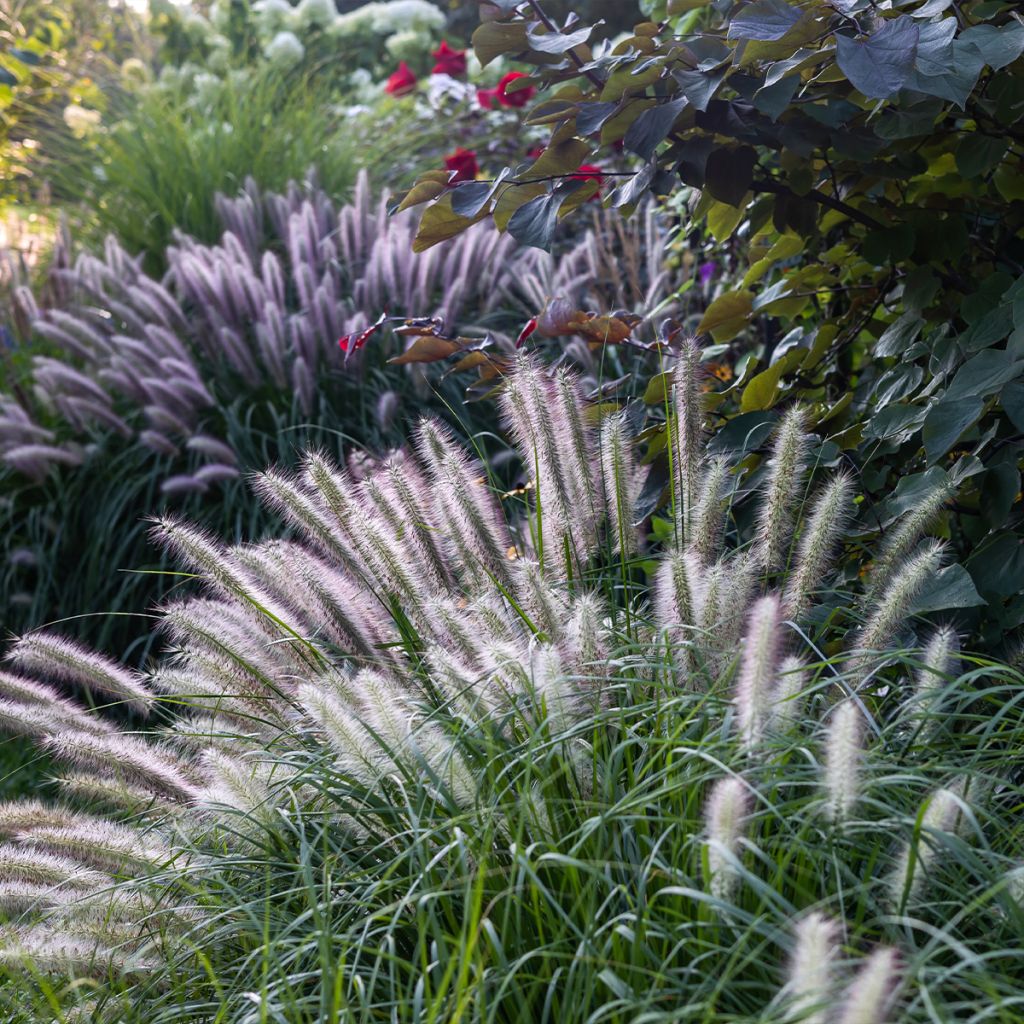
[{"x1": 0, "y1": 354, "x2": 1021, "y2": 1022}]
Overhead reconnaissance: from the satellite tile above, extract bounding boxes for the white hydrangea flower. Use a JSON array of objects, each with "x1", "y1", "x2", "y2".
[
  {"x1": 264, "y1": 31, "x2": 306, "y2": 66},
  {"x1": 295, "y1": 0, "x2": 337, "y2": 30},
  {"x1": 252, "y1": 0, "x2": 294, "y2": 34},
  {"x1": 62, "y1": 104, "x2": 101, "y2": 136},
  {"x1": 385, "y1": 28, "x2": 429, "y2": 63}
]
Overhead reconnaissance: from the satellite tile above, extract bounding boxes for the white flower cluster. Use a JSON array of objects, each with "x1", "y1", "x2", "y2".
[{"x1": 151, "y1": 0, "x2": 445, "y2": 109}]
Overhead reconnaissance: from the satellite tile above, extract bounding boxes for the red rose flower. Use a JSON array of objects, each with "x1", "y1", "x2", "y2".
[
  {"x1": 572, "y1": 163, "x2": 604, "y2": 198},
  {"x1": 444, "y1": 147, "x2": 479, "y2": 183},
  {"x1": 477, "y1": 86, "x2": 499, "y2": 109},
  {"x1": 431, "y1": 40, "x2": 466, "y2": 77},
  {"x1": 385, "y1": 61, "x2": 417, "y2": 96},
  {"x1": 496, "y1": 71, "x2": 535, "y2": 108}
]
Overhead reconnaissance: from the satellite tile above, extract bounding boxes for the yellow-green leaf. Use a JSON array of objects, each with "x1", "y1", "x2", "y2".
[
  {"x1": 697, "y1": 290, "x2": 754, "y2": 342},
  {"x1": 472, "y1": 21, "x2": 530, "y2": 67},
  {"x1": 414, "y1": 196, "x2": 486, "y2": 252}
]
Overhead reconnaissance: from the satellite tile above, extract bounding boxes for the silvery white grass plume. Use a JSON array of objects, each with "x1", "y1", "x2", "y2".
[
  {"x1": 599, "y1": 410, "x2": 639, "y2": 555},
  {"x1": 670, "y1": 339, "x2": 704, "y2": 543},
  {"x1": 784, "y1": 912, "x2": 839, "y2": 1024},
  {"x1": 689, "y1": 456, "x2": 729, "y2": 565},
  {"x1": 6, "y1": 633, "x2": 152, "y2": 715},
  {"x1": 889, "y1": 780, "x2": 967, "y2": 908},
  {"x1": 42, "y1": 730, "x2": 201, "y2": 803},
  {"x1": 783, "y1": 472, "x2": 854, "y2": 616},
  {"x1": 414, "y1": 417, "x2": 515, "y2": 588},
  {"x1": 853, "y1": 541, "x2": 946, "y2": 675},
  {"x1": 836, "y1": 947, "x2": 901, "y2": 1024},
  {"x1": 564, "y1": 593, "x2": 610, "y2": 680},
  {"x1": 704, "y1": 776, "x2": 750, "y2": 902},
  {"x1": 753, "y1": 406, "x2": 809, "y2": 572},
  {"x1": 912, "y1": 626, "x2": 959, "y2": 722},
  {"x1": 822, "y1": 701, "x2": 863, "y2": 824},
  {"x1": 868, "y1": 480, "x2": 954, "y2": 600},
  {"x1": 501, "y1": 359, "x2": 582, "y2": 565},
  {"x1": 734, "y1": 595, "x2": 783, "y2": 751},
  {"x1": 770, "y1": 656, "x2": 808, "y2": 733},
  {"x1": 653, "y1": 548, "x2": 704, "y2": 667}
]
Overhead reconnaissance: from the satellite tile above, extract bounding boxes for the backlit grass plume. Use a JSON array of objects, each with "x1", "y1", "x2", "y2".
[{"x1": 0, "y1": 356, "x2": 1020, "y2": 1022}]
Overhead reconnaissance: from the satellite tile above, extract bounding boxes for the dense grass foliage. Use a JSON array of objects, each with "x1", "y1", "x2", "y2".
[
  {"x1": 42, "y1": 69, "x2": 359, "y2": 270},
  {"x1": 0, "y1": 355, "x2": 1019, "y2": 1022},
  {"x1": 1, "y1": 174, "x2": 671, "y2": 658}
]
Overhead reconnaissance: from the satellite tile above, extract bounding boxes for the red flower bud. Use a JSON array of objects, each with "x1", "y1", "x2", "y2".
[
  {"x1": 477, "y1": 86, "x2": 499, "y2": 109},
  {"x1": 385, "y1": 61, "x2": 418, "y2": 96},
  {"x1": 444, "y1": 147, "x2": 479, "y2": 184},
  {"x1": 496, "y1": 71, "x2": 535, "y2": 108},
  {"x1": 431, "y1": 40, "x2": 467, "y2": 77}
]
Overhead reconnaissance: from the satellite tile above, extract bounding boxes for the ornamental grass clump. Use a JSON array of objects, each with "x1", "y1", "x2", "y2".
[{"x1": 0, "y1": 354, "x2": 1021, "y2": 1021}]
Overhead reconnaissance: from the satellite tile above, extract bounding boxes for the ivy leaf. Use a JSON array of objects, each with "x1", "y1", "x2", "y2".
[
  {"x1": 623, "y1": 96, "x2": 688, "y2": 160},
  {"x1": 835, "y1": 17, "x2": 920, "y2": 99},
  {"x1": 727, "y1": 0, "x2": 802, "y2": 41}
]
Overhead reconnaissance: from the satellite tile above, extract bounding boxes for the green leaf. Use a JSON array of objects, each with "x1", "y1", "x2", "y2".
[
  {"x1": 923, "y1": 396, "x2": 983, "y2": 463},
  {"x1": 835, "y1": 17, "x2": 920, "y2": 99},
  {"x1": 672, "y1": 67, "x2": 728, "y2": 112},
  {"x1": 1002, "y1": 380, "x2": 1024, "y2": 433},
  {"x1": 413, "y1": 196, "x2": 486, "y2": 251},
  {"x1": 957, "y1": 22, "x2": 1024, "y2": 71},
  {"x1": 623, "y1": 97, "x2": 688, "y2": 160},
  {"x1": 753, "y1": 75, "x2": 799, "y2": 121},
  {"x1": 945, "y1": 349, "x2": 1024, "y2": 402},
  {"x1": 506, "y1": 191, "x2": 566, "y2": 251},
  {"x1": 908, "y1": 564, "x2": 986, "y2": 615},
  {"x1": 955, "y1": 135, "x2": 1009, "y2": 179},
  {"x1": 727, "y1": 0, "x2": 802, "y2": 41},
  {"x1": 526, "y1": 24, "x2": 593, "y2": 54},
  {"x1": 472, "y1": 21, "x2": 530, "y2": 67},
  {"x1": 706, "y1": 411, "x2": 777, "y2": 455},
  {"x1": 704, "y1": 146, "x2": 757, "y2": 207},
  {"x1": 696, "y1": 289, "x2": 754, "y2": 342},
  {"x1": 876, "y1": 312, "x2": 924, "y2": 357},
  {"x1": 740, "y1": 349, "x2": 804, "y2": 412}
]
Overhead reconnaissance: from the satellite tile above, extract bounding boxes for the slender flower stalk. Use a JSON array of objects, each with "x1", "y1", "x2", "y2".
[
  {"x1": 854, "y1": 541, "x2": 945, "y2": 673},
  {"x1": 704, "y1": 776, "x2": 750, "y2": 902},
  {"x1": 599, "y1": 411, "x2": 638, "y2": 556},
  {"x1": 770, "y1": 656, "x2": 808, "y2": 733},
  {"x1": 836, "y1": 948, "x2": 901, "y2": 1024},
  {"x1": 783, "y1": 473, "x2": 853, "y2": 615},
  {"x1": 689, "y1": 456, "x2": 729, "y2": 565},
  {"x1": 785, "y1": 912, "x2": 839, "y2": 1024},
  {"x1": 670, "y1": 339, "x2": 704, "y2": 544},
  {"x1": 734, "y1": 595, "x2": 783, "y2": 750},
  {"x1": 753, "y1": 406, "x2": 809, "y2": 572},
  {"x1": 889, "y1": 781, "x2": 966, "y2": 908},
  {"x1": 822, "y1": 701, "x2": 863, "y2": 824}
]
